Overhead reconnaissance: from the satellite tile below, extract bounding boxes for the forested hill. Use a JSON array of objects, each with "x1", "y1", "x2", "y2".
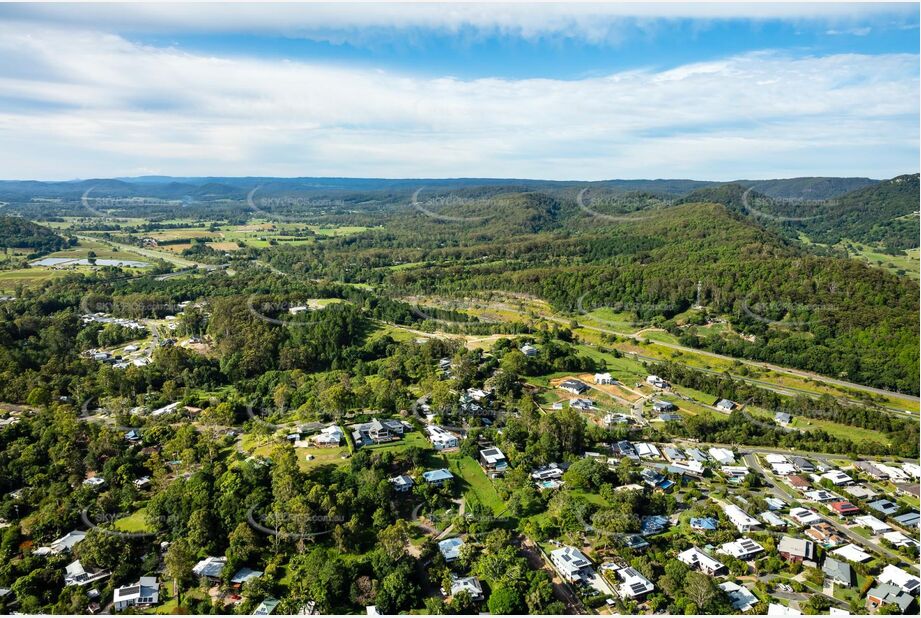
[
  {"x1": 0, "y1": 215, "x2": 70, "y2": 254},
  {"x1": 790, "y1": 174, "x2": 920, "y2": 251},
  {"x1": 372, "y1": 200, "x2": 919, "y2": 393},
  {"x1": 674, "y1": 175, "x2": 920, "y2": 253}
]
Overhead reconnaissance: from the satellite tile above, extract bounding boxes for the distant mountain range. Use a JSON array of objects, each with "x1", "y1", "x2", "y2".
[{"x1": 0, "y1": 175, "x2": 882, "y2": 201}]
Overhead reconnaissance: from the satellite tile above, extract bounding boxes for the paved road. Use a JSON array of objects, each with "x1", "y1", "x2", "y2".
[
  {"x1": 744, "y1": 451, "x2": 907, "y2": 565},
  {"x1": 548, "y1": 314, "x2": 919, "y2": 406}
]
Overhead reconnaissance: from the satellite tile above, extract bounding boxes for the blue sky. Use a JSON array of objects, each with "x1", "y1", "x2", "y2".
[{"x1": 0, "y1": 2, "x2": 918, "y2": 180}]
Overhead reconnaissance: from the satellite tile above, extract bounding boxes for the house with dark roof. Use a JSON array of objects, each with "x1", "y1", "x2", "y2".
[
  {"x1": 866, "y1": 583, "x2": 916, "y2": 614},
  {"x1": 559, "y1": 379, "x2": 589, "y2": 395},
  {"x1": 351, "y1": 418, "x2": 405, "y2": 446},
  {"x1": 113, "y1": 577, "x2": 159, "y2": 611},
  {"x1": 479, "y1": 447, "x2": 508, "y2": 475},
  {"x1": 894, "y1": 511, "x2": 920, "y2": 528},
  {"x1": 822, "y1": 557, "x2": 855, "y2": 588}
]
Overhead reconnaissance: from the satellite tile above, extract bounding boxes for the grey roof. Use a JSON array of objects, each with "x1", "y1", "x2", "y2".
[
  {"x1": 778, "y1": 536, "x2": 814, "y2": 559},
  {"x1": 894, "y1": 511, "x2": 920, "y2": 528},
  {"x1": 868, "y1": 583, "x2": 915, "y2": 612},
  {"x1": 868, "y1": 499, "x2": 900, "y2": 515},
  {"x1": 823, "y1": 557, "x2": 855, "y2": 587}
]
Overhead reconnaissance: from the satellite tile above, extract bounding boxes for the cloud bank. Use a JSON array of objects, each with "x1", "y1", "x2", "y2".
[{"x1": 0, "y1": 21, "x2": 917, "y2": 180}]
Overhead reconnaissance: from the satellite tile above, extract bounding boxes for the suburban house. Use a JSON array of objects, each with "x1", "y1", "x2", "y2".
[
  {"x1": 425, "y1": 425, "x2": 459, "y2": 450},
  {"x1": 878, "y1": 564, "x2": 921, "y2": 596},
  {"x1": 192, "y1": 556, "x2": 227, "y2": 581},
  {"x1": 252, "y1": 597, "x2": 280, "y2": 616},
  {"x1": 230, "y1": 568, "x2": 263, "y2": 588},
  {"x1": 559, "y1": 379, "x2": 589, "y2": 395},
  {"x1": 593, "y1": 372, "x2": 614, "y2": 384},
  {"x1": 760, "y1": 511, "x2": 787, "y2": 528},
  {"x1": 855, "y1": 461, "x2": 889, "y2": 480},
  {"x1": 690, "y1": 517, "x2": 719, "y2": 531},
  {"x1": 479, "y1": 447, "x2": 508, "y2": 475},
  {"x1": 894, "y1": 511, "x2": 920, "y2": 528},
  {"x1": 351, "y1": 418, "x2": 405, "y2": 446},
  {"x1": 866, "y1": 583, "x2": 916, "y2": 614},
  {"x1": 64, "y1": 560, "x2": 108, "y2": 587},
  {"x1": 531, "y1": 464, "x2": 565, "y2": 481},
  {"x1": 645, "y1": 375, "x2": 668, "y2": 388},
  {"x1": 520, "y1": 343, "x2": 538, "y2": 357},
  {"x1": 805, "y1": 522, "x2": 845, "y2": 547},
  {"x1": 653, "y1": 400, "x2": 676, "y2": 413},
  {"x1": 822, "y1": 557, "x2": 855, "y2": 588},
  {"x1": 422, "y1": 468, "x2": 454, "y2": 487},
  {"x1": 389, "y1": 475, "x2": 414, "y2": 493},
  {"x1": 829, "y1": 501, "x2": 860, "y2": 516},
  {"x1": 722, "y1": 504, "x2": 760, "y2": 532},
  {"x1": 790, "y1": 456, "x2": 815, "y2": 472},
  {"x1": 708, "y1": 447, "x2": 735, "y2": 465},
  {"x1": 868, "y1": 499, "x2": 900, "y2": 516},
  {"x1": 449, "y1": 575, "x2": 484, "y2": 602},
  {"x1": 719, "y1": 537, "x2": 764, "y2": 560},
  {"x1": 614, "y1": 566, "x2": 654, "y2": 599},
  {"x1": 774, "y1": 412, "x2": 792, "y2": 425},
  {"x1": 854, "y1": 515, "x2": 892, "y2": 534},
  {"x1": 634, "y1": 442, "x2": 660, "y2": 459},
  {"x1": 831, "y1": 544, "x2": 872, "y2": 563},
  {"x1": 719, "y1": 581, "x2": 759, "y2": 612},
  {"x1": 821, "y1": 470, "x2": 853, "y2": 486},
  {"x1": 34, "y1": 530, "x2": 86, "y2": 556},
  {"x1": 438, "y1": 538, "x2": 464, "y2": 563},
  {"x1": 789, "y1": 507, "x2": 823, "y2": 526},
  {"x1": 570, "y1": 398, "x2": 594, "y2": 410},
  {"x1": 313, "y1": 424, "x2": 344, "y2": 448},
  {"x1": 715, "y1": 399, "x2": 736, "y2": 412},
  {"x1": 678, "y1": 547, "x2": 726, "y2": 575},
  {"x1": 113, "y1": 577, "x2": 159, "y2": 611},
  {"x1": 786, "y1": 475, "x2": 811, "y2": 490},
  {"x1": 805, "y1": 489, "x2": 839, "y2": 503},
  {"x1": 550, "y1": 546, "x2": 594, "y2": 583},
  {"x1": 659, "y1": 412, "x2": 683, "y2": 422},
  {"x1": 777, "y1": 536, "x2": 815, "y2": 563}
]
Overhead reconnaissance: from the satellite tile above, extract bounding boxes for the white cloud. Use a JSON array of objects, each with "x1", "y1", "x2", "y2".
[
  {"x1": 0, "y1": 24, "x2": 916, "y2": 180},
  {"x1": 0, "y1": 2, "x2": 916, "y2": 45}
]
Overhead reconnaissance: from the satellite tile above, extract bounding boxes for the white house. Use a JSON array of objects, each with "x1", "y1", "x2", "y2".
[
  {"x1": 646, "y1": 375, "x2": 668, "y2": 388},
  {"x1": 878, "y1": 564, "x2": 921, "y2": 595},
  {"x1": 678, "y1": 547, "x2": 726, "y2": 575},
  {"x1": 550, "y1": 546, "x2": 594, "y2": 583},
  {"x1": 854, "y1": 515, "x2": 892, "y2": 534},
  {"x1": 615, "y1": 566, "x2": 654, "y2": 599},
  {"x1": 438, "y1": 537, "x2": 465, "y2": 563},
  {"x1": 722, "y1": 504, "x2": 760, "y2": 532},
  {"x1": 831, "y1": 544, "x2": 872, "y2": 563},
  {"x1": 715, "y1": 399, "x2": 736, "y2": 412},
  {"x1": 520, "y1": 344, "x2": 538, "y2": 357},
  {"x1": 192, "y1": 556, "x2": 227, "y2": 580},
  {"x1": 789, "y1": 507, "x2": 823, "y2": 526},
  {"x1": 821, "y1": 470, "x2": 853, "y2": 486},
  {"x1": 450, "y1": 575, "x2": 484, "y2": 601},
  {"x1": 425, "y1": 425, "x2": 459, "y2": 450},
  {"x1": 720, "y1": 581, "x2": 759, "y2": 612},
  {"x1": 113, "y1": 577, "x2": 159, "y2": 611},
  {"x1": 593, "y1": 372, "x2": 614, "y2": 385},
  {"x1": 719, "y1": 537, "x2": 764, "y2": 560},
  {"x1": 389, "y1": 475, "x2": 414, "y2": 493},
  {"x1": 313, "y1": 424, "x2": 344, "y2": 447},
  {"x1": 634, "y1": 442, "x2": 661, "y2": 459},
  {"x1": 708, "y1": 447, "x2": 736, "y2": 465},
  {"x1": 64, "y1": 560, "x2": 108, "y2": 587}
]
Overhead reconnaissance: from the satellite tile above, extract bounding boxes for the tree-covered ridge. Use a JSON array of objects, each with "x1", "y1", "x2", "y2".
[{"x1": 0, "y1": 215, "x2": 71, "y2": 254}]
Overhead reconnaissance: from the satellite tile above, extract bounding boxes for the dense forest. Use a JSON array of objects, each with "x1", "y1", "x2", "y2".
[{"x1": 0, "y1": 215, "x2": 72, "y2": 255}]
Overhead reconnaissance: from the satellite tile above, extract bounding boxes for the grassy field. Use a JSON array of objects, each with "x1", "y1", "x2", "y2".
[
  {"x1": 447, "y1": 454, "x2": 506, "y2": 514},
  {"x1": 114, "y1": 507, "x2": 154, "y2": 533}
]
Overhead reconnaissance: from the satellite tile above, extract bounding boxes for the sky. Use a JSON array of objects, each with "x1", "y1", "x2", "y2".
[{"x1": 0, "y1": 1, "x2": 918, "y2": 181}]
